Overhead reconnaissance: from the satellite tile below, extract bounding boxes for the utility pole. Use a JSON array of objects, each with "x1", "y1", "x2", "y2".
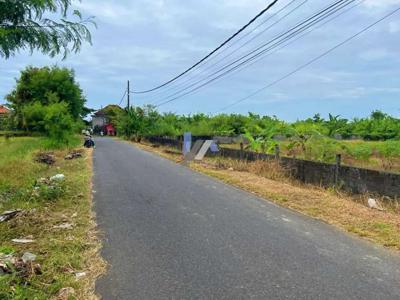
[{"x1": 127, "y1": 80, "x2": 130, "y2": 109}]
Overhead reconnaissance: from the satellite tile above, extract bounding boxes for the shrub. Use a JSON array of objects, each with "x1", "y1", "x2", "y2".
[
  {"x1": 304, "y1": 136, "x2": 339, "y2": 163},
  {"x1": 43, "y1": 102, "x2": 78, "y2": 147},
  {"x1": 345, "y1": 143, "x2": 373, "y2": 161},
  {"x1": 22, "y1": 101, "x2": 79, "y2": 148},
  {"x1": 378, "y1": 140, "x2": 400, "y2": 158}
]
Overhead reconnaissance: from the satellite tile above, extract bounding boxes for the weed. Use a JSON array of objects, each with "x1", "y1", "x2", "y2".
[{"x1": 0, "y1": 246, "x2": 15, "y2": 255}]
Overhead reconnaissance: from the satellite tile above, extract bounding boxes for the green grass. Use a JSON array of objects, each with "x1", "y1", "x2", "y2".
[
  {"x1": 0, "y1": 137, "x2": 47, "y2": 192},
  {"x1": 0, "y1": 137, "x2": 105, "y2": 299}
]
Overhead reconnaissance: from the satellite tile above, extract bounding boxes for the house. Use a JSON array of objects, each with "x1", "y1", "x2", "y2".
[
  {"x1": 92, "y1": 110, "x2": 108, "y2": 128},
  {"x1": 0, "y1": 105, "x2": 10, "y2": 117},
  {"x1": 91, "y1": 105, "x2": 122, "y2": 136}
]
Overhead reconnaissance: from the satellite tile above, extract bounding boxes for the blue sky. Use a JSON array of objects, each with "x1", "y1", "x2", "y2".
[{"x1": 1, "y1": 0, "x2": 400, "y2": 121}]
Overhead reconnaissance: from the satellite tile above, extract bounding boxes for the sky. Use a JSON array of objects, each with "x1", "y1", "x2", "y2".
[{"x1": 1, "y1": 0, "x2": 400, "y2": 121}]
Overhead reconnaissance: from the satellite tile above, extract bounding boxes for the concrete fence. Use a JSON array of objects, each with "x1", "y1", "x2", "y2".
[{"x1": 145, "y1": 136, "x2": 400, "y2": 198}]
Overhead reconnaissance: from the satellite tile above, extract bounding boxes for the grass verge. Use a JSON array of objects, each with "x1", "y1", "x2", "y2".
[
  {"x1": 0, "y1": 137, "x2": 106, "y2": 299},
  {"x1": 132, "y1": 141, "x2": 400, "y2": 252}
]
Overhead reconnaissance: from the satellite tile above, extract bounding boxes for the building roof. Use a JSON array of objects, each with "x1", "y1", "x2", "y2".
[
  {"x1": 93, "y1": 104, "x2": 123, "y2": 117},
  {"x1": 93, "y1": 111, "x2": 107, "y2": 117},
  {"x1": 0, "y1": 105, "x2": 10, "y2": 114}
]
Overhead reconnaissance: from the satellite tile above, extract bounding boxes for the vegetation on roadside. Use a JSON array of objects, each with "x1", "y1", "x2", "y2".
[
  {"x1": 114, "y1": 106, "x2": 400, "y2": 172},
  {"x1": 1, "y1": 2, "x2": 99, "y2": 296},
  {"x1": 133, "y1": 141, "x2": 400, "y2": 252},
  {"x1": 0, "y1": 137, "x2": 105, "y2": 299},
  {"x1": 2, "y1": 66, "x2": 91, "y2": 147},
  {"x1": 115, "y1": 106, "x2": 400, "y2": 140}
]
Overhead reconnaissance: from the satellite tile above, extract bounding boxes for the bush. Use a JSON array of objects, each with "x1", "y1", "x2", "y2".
[
  {"x1": 378, "y1": 140, "x2": 400, "y2": 158},
  {"x1": 43, "y1": 102, "x2": 79, "y2": 147},
  {"x1": 345, "y1": 144, "x2": 373, "y2": 161},
  {"x1": 303, "y1": 136, "x2": 339, "y2": 163},
  {"x1": 34, "y1": 181, "x2": 65, "y2": 201},
  {"x1": 22, "y1": 101, "x2": 80, "y2": 148}
]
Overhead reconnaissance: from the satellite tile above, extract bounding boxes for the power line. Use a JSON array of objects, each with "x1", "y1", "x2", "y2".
[
  {"x1": 202, "y1": 0, "x2": 366, "y2": 94},
  {"x1": 155, "y1": 0, "x2": 354, "y2": 106},
  {"x1": 193, "y1": 0, "x2": 300, "y2": 66},
  {"x1": 118, "y1": 90, "x2": 127, "y2": 106},
  {"x1": 155, "y1": 0, "x2": 354, "y2": 107},
  {"x1": 132, "y1": 0, "x2": 279, "y2": 94},
  {"x1": 215, "y1": 6, "x2": 400, "y2": 113},
  {"x1": 148, "y1": 0, "x2": 308, "y2": 103},
  {"x1": 153, "y1": 0, "x2": 352, "y2": 106},
  {"x1": 221, "y1": 0, "x2": 367, "y2": 83},
  {"x1": 152, "y1": 0, "x2": 364, "y2": 107},
  {"x1": 183, "y1": 1, "x2": 308, "y2": 83}
]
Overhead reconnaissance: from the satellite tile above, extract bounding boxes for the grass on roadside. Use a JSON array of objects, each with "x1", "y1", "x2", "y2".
[
  {"x1": 0, "y1": 137, "x2": 105, "y2": 300},
  {"x1": 132, "y1": 141, "x2": 400, "y2": 252}
]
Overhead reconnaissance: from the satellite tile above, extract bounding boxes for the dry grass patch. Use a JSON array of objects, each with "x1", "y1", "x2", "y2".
[{"x1": 133, "y1": 141, "x2": 400, "y2": 252}]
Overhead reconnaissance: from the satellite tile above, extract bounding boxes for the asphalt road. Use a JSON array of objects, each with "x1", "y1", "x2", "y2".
[{"x1": 93, "y1": 137, "x2": 400, "y2": 300}]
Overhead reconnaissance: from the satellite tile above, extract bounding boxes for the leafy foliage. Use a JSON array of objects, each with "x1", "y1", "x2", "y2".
[
  {"x1": 0, "y1": 0, "x2": 95, "y2": 59},
  {"x1": 99, "y1": 105, "x2": 124, "y2": 124},
  {"x1": 116, "y1": 106, "x2": 400, "y2": 169},
  {"x1": 7, "y1": 66, "x2": 88, "y2": 122},
  {"x1": 116, "y1": 106, "x2": 157, "y2": 142},
  {"x1": 115, "y1": 107, "x2": 400, "y2": 142},
  {"x1": 22, "y1": 101, "x2": 79, "y2": 147},
  {"x1": 5, "y1": 66, "x2": 86, "y2": 146}
]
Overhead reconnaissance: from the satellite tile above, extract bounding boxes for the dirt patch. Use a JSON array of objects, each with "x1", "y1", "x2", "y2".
[
  {"x1": 65, "y1": 150, "x2": 83, "y2": 160},
  {"x1": 35, "y1": 152, "x2": 56, "y2": 165}
]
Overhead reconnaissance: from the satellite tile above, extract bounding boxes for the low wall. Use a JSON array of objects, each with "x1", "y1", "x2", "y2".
[
  {"x1": 145, "y1": 136, "x2": 400, "y2": 198},
  {"x1": 146, "y1": 136, "x2": 180, "y2": 148}
]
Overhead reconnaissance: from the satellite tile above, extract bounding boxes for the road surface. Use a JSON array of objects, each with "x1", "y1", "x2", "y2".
[{"x1": 93, "y1": 138, "x2": 400, "y2": 299}]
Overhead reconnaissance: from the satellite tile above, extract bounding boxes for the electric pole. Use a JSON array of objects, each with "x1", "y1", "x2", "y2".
[{"x1": 127, "y1": 80, "x2": 130, "y2": 109}]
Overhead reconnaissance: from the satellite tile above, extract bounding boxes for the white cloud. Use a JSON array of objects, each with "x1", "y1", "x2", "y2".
[
  {"x1": 325, "y1": 87, "x2": 368, "y2": 99},
  {"x1": 359, "y1": 48, "x2": 391, "y2": 61},
  {"x1": 75, "y1": 2, "x2": 146, "y2": 26},
  {"x1": 389, "y1": 21, "x2": 400, "y2": 32},
  {"x1": 363, "y1": 0, "x2": 400, "y2": 9}
]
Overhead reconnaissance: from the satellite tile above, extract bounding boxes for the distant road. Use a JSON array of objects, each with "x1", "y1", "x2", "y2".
[{"x1": 93, "y1": 137, "x2": 400, "y2": 299}]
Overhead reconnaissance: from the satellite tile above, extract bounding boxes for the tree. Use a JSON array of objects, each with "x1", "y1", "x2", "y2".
[
  {"x1": 0, "y1": 0, "x2": 95, "y2": 59},
  {"x1": 6, "y1": 66, "x2": 89, "y2": 129},
  {"x1": 325, "y1": 114, "x2": 348, "y2": 137},
  {"x1": 371, "y1": 110, "x2": 387, "y2": 121},
  {"x1": 116, "y1": 107, "x2": 146, "y2": 141},
  {"x1": 312, "y1": 113, "x2": 323, "y2": 123},
  {"x1": 100, "y1": 105, "x2": 124, "y2": 124}
]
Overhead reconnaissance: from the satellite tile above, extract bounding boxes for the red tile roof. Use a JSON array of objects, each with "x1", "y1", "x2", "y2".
[{"x1": 0, "y1": 105, "x2": 10, "y2": 114}]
